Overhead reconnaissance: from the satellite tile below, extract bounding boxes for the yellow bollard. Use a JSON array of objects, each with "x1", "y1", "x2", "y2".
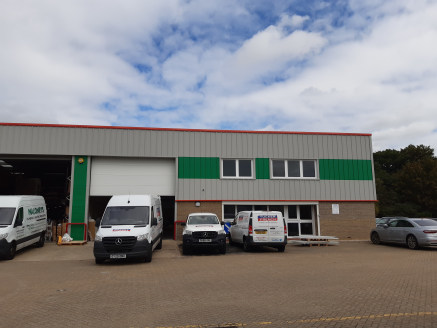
[{"x1": 57, "y1": 235, "x2": 62, "y2": 245}]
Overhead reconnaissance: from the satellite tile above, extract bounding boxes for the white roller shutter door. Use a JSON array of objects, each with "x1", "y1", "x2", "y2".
[{"x1": 90, "y1": 157, "x2": 175, "y2": 196}]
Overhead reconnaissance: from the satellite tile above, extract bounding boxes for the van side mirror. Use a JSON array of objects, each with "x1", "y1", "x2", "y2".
[
  {"x1": 231, "y1": 222, "x2": 236, "y2": 225},
  {"x1": 220, "y1": 221, "x2": 225, "y2": 225},
  {"x1": 95, "y1": 218, "x2": 101, "y2": 228},
  {"x1": 151, "y1": 217, "x2": 158, "y2": 226}
]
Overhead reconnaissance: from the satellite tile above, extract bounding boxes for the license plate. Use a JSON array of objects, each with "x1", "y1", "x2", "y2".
[
  {"x1": 255, "y1": 231, "x2": 267, "y2": 234},
  {"x1": 199, "y1": 239, "x2": 212, "y2": 242},
  {"x1": 110, "y1": 254, "x2": 126, "y2": 259}
]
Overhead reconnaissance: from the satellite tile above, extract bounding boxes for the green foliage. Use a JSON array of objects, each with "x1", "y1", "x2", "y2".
[{"x1": 374, "y1": 145, "x2": 437, "y2": 217}]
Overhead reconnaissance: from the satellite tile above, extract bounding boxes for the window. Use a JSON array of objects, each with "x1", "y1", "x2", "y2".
[
  {"x1": 0, "y1": 208, "x2": 16, "y2": 225},
  {"x1": 269, "y1": 205, "x2": 284, "y2": 216},
  {"x1": 271, "y1": 160, "x2": 317, "y2": 179},
  {"x1": 236, "y1": 205, "x2": 252, "y2": 212},
  {"x1": 223, "y1": 205, "x2": 236, "y2": 220},
  {"x1": 222, "y1": 159, "x2": 253, "y2": 178},
  {"x1": 272, "y1": 160, "x2": 285, "y2": 177},
  {"x1": 101, "y1": 206, "x2": 150, "y2": 225}
]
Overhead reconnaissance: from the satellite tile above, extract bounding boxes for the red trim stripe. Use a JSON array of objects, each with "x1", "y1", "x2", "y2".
[
  {"x1": 0, "y1": 122, "x2": 372, "y2": 136},
  {"x1": 174, "y1": 220, "x2": 187, "y2": 240},
  {"x1": 175, "y1": 199, "x2": 378, "y2": 202}
]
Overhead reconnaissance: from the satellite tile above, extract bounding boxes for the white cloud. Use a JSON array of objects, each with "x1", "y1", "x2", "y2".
[
  {"x1": 220, "y1": 22, "x2": 327, "y2": 87},
  {"x1": 0, "y1": 0, "x2": 436, "y2": 151}
]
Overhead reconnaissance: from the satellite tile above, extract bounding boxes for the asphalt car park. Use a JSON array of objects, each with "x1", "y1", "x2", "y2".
[{"x1": 1, "y1": 240, "x2": 437, "y2": 328}]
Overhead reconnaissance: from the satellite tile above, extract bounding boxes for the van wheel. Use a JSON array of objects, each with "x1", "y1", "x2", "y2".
[
  {"x1": 156, "y1": 236, "x2": 162, "y2": 250},
  {"x1": 243, "y1": 238, "x2": 251, "y2": 252},
  {"x1": 182, "y1": 244, "x2": 191, "y2": 255},
  {"x1": 144, "y1": 244, "x2": 153, "y2": 263},
  {"x1": 36, "y1": 232, "x2": 45, "y2": 247},
  {"x1": 6, "y1": 242, "x2": 16, "y2": 260},
  {"x1": 95, "y1": 258, "x2": 104, "y2": 264},
  {"x1": 277, "y1": 245, "x2": 285, "y2": 252}
]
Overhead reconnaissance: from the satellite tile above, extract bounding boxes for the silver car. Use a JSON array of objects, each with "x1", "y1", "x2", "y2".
[{"x1": 370, "y1": 218, "x2": 437, "y2": 249}]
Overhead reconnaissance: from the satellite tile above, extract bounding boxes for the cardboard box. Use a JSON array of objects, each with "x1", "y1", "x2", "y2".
[{"x1": 88, "y1": 221, "x2": 95, "y2": 241}]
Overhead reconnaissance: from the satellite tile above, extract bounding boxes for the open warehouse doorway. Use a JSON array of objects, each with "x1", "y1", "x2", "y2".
[
  {"x1": 88, "y1": 157, "x2": 176, "y2": 239},
  {"x1": 0, "y1": 156, "x2": 71, "y2": 231}
]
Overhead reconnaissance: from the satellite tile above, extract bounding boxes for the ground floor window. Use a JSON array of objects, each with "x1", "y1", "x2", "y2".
[{"x1": 223, "y1": 203, "x2": 317, "y2": 237}]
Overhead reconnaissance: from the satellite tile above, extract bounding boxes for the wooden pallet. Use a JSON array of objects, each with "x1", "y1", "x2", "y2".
[
  {"x1": 288, "y1": 235, "x2": 339, "y2": 247},
  {"x1": 57, "y1": 241, "x2": 87, "y2": 246}
]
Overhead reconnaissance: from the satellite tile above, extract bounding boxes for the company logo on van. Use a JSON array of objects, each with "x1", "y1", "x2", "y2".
[
  {"x1": 28, "y1": 207, "x2": 44, "y2": 215},
  {"x1": 258, "y1": 215, "x2": 278, "y2": 222}
]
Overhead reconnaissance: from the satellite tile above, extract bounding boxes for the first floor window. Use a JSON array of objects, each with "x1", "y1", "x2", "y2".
[
  {"x1": 222, "y1": 159, "x2": 253, "y2": 178},
  {"x1": 272, "y1": 159, "x2": 317, "y2": 179}
]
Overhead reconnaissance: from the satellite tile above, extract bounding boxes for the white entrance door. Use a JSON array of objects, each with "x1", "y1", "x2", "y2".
[{"x1": 286, "y1": 205, "x2": 316, "y2": 237}]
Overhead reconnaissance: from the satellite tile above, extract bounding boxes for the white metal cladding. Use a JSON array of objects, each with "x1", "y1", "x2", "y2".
[
  {"x1": 176, "y1": 179, "x2": 376, "y2": 201},
  {"x1": 90, "y1": 157, "x2": 175, "y2": 196},
  {"x1": 0, "y1": 125, "x2": 373, "y2": 160}
]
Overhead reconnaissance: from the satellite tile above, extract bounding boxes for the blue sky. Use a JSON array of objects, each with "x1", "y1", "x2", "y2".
[{"x1": 0, "y1": 0, "x2": 436, "y2": 151}]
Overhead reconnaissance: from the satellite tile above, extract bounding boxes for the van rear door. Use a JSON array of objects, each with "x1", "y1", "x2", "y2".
[
  {"x1": 254, "y1": 213, "x2": 284, "y2": 243},
  {"x1": 267, "y1": 214, "x2": 284, "y2": 243},
  {"x1": 252, "y1": 214, "x2": 271, "y2": 243}
]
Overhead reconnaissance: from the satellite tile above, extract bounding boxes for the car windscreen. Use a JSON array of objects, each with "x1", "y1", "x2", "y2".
[
  {"x1": 412, "y1": 219, "x2": 437, "y2": 226},
  {"x1": 188, "y1": 215, "x2": 220, "y2": 225},
  {"x1": 101, "y1": 206, "x2": 149, "y2": 226},
  {"x1": 0, "y1": 208, "x2": 16, "y2": 225}
]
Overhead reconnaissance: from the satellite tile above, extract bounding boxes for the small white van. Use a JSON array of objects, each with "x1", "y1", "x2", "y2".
[
  {"x1": 229, "y1": 211, "x2": 287, "y2": 252},
  {"x1": 93, "y1": 195, "x2": 163, "y2": 264},
  {"x1": 0, "y1": 196, "x2": 48, "y2": 260}
]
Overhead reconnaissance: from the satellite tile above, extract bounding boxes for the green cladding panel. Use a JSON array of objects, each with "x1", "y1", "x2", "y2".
[
  {"x1": 178, "y1": 157, "x2": 220, "y2": 179},
  {"x1": 256, "y1": 158, "x2": 270, "y2": 179},
  {"x1": 71, "y1": 156, "x2": 88, "y2": 240},
  {"x1": 319, "y1": 159, "x2": 373, "y2": 180}
]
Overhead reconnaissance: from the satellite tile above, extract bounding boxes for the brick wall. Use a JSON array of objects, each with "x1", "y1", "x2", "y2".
[
  {"x1": 175, "y1": 201, "x2": 222, "y2": 241},
  {"x1": 319, "y1": 202, "x2": 375, "y2": 240}
]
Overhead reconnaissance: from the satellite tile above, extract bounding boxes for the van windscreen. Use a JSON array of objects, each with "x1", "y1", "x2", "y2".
[
  {"x1": 0, "y1": 208, "x2": 16, "y2": 225},
  {"x1": 188, "y1": 215, "x2": 219, "y2": 225},
  {"x1": 101, "y1": 206, "x2": 150, "y2": 226}
]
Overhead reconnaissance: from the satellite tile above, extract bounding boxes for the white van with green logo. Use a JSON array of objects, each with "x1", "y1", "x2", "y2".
[{"x1": 0, "y1": 196, "x2": 48, "y2": 260}]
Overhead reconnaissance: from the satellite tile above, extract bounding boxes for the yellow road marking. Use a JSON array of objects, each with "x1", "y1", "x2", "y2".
[
  {"x1": 287, "y1": 311, "x2": 437, "y2": 324},
  {"x1": 140, "y1": 312, "x2": 437, "y2": 328}
]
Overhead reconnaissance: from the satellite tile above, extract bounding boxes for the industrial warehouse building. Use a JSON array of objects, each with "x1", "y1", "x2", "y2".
[{"x1": 0, "y1": 123, "x2": 377, "y2": 241}]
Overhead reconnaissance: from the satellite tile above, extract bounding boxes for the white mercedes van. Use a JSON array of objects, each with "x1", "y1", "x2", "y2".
[
  {"x1": 229, "y1": 211, "x2": 287, "y2": 252},
  {"x1": 93, "y1": 195, "x2": 163, "y2": 264},
  {"x1": 0, "y1": 196, "x2": 48, "y2": 260}
]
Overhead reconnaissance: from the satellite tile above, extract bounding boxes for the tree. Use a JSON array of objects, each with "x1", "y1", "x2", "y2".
[{"x1": 374, "y1": 145, "x2": 437, "y2": 217}]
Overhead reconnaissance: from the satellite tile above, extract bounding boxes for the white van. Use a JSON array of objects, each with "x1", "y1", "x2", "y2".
[
  {"x1": 0, "y1": 196, "x2": 48, "y2": 260},
  {"x1": 229, "y1": 211, "x2": 287, "y2": 252},
  {"x1": 93, "y1": 195, "x2": 163, "y2": 264}
]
